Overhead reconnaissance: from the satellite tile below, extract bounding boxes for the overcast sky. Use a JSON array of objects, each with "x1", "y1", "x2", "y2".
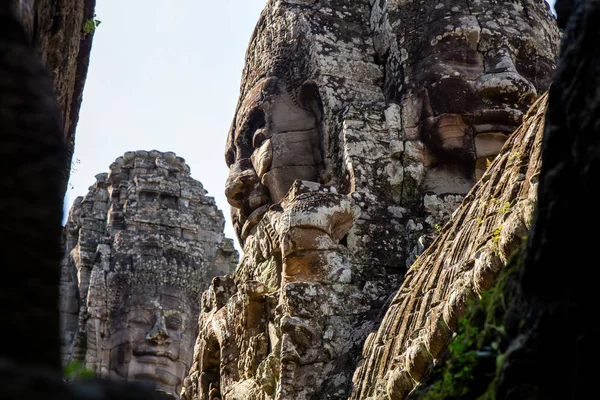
[{"x1": 65, "y1": 0, "x2": 557, "y2": 254}]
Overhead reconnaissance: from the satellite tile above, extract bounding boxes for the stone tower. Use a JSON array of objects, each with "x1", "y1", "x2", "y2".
[
  {"x1": 182, "y1": 1, "x2": 559, "y2": 399},
  {"x1": 59, "y1": 150, "x2": 237, "y2": 398}
]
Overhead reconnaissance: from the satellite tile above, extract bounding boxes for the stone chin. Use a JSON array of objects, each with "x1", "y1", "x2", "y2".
[
  {"x1": 113, "y1": 361, "x2": 182, "y2": 397},
  {"x1": 133, "y1": 369, "x2": 181, "y2": 387}
]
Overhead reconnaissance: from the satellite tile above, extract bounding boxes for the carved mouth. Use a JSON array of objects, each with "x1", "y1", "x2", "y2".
[
  {"x1": 133, "y1": 355, "x2": 174, "y2": 366},
  {"x1": 472, "y1": 123, "x2": 515, "y2": 135},
  {"x1": 133, "y1": 348, "x2": 177, "y2": 362},
  {"x1": 471, "y1": 108, "x2": 523, "y2": 135},
  {"x1": 235, "y1": 182, "x2": 271, "y2": 241},
  {"x1": 246, "y1": 187, "x2": 270, "y2": 215}
]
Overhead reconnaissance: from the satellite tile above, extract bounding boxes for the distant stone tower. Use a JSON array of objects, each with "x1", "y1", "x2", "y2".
[{"x1": 59, "y1": 150, "x2": 237, "y2": 398}]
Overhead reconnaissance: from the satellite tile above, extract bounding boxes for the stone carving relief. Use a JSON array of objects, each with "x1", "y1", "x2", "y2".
[
  {"x1": 183, "y1": 180, "x2": 362, "y2": 400},
  {"x1": 373, "y1": 0, "x2": 559, "y2": 199},
  {"x1": 225, "y1": 76, "x2": 323, "y2": 243},
  {"x1": 183, "y1": 0, "x2": 559, "y2": 399},
  {"x1": 183, "y1": 2, "x2": 394, "y2": 398},
  {"x1": 351, "y1": 92, "x2": 549, "y2": 399},
  {"x1": 84, "y1": 269, "x2": 200, "y2": 398},
  {"x1": 60, "y1": 150, "x2": 237, "y2": 399}
]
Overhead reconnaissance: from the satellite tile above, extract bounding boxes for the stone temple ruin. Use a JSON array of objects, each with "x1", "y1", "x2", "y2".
[
  {"x1": 60, "y1": 150, "x2": 238, "y2": 398},
  {"x1": 56, "y1": 0, "x2": 563, "y2": 399},
  {"x1": 4, "y1": 0, "x2": 596, "y2": 398},
  {"x1": 180, "y1": 1, "x2": 559, "y2": 399}
]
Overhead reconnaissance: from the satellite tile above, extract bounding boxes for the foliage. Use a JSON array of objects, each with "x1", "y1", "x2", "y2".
[
  {"x1": 83, "y1": 14, "x2": 101, "y2": 35},
  {"x1": 421, "y1": 286, "x2": 505, "y2": 400},
  {"x1": 491, "y1": 225, "x2": 502, "y2": 244},
  {"x1": 67, "y1": 158, "x2": 80, "y2": 190},
  {"x1": 63, "y1": 360, "x2": 95, "y2": 380},
  {"x1": 495, "y1": 202, "x2": 511, "y2": 215},
  {"x1": 508, "y1": 151, "x2": 521, "y2": 161},
  {"x1": 419, "y1": 241, "x2": 527, "y2": 400}
]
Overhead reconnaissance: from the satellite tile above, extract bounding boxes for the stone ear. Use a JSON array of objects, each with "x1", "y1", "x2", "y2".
[{"x1": 298, "y1": 80, "x2": 323, "y2": 122}]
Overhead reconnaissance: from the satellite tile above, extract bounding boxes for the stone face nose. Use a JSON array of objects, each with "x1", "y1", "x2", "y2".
[
  {"x1": 476, "y1": 52, "x2": 537, "y2": 107},
  {"x1": 145, "y1": 312, "x2": 172, "y2": 344},
  {"x1": 224, "y1": 158, "x2": 260, "y2": 209}
]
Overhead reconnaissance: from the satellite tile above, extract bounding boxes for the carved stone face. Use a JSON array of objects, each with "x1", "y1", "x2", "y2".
[
  {"x1": 105, "y1": 285, "x2": 198, "y2": 399},
  {"x1": 393, "y1": 1, "x2": 557, "y2": 190},
  {"x1": 225, "y1": 76, "x2": 323, "y2": 242}
]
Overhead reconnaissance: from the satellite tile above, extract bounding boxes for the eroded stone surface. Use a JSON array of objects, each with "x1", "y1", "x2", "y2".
[
  {"x1": 183, "y1": 0, "x2": 559, "y2": 399},
  {"x1": 351, "y1": 93, "x2": 548, "y2": 399},
  {"x1": 371, "y1": 0, "x2": 559, "y2": 209},
  {"x1": 60, "y1": 150, "x2": 237, "y2": 399},
  {"x1": 183, "y1": 182, "x2": 369, "y2": 400},
  {"x1": 12, "y1": 0, "x2": 98, "y2": 189}
]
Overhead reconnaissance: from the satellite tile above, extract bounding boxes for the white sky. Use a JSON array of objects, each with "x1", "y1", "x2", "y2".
[{"x1": 65, "y1": 0, "x2": 557, "y2": 255}]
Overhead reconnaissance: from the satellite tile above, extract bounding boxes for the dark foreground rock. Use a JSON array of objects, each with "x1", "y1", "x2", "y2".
[
  {"x1": 0, "y1": 5, "x2": 170, "y2": 399},
  {"x1": 12, "y1": 0, "x2": 98, "y2": 191},
  {"x1": 495, "y1": 0, "x2": 598, "y2": 398}
]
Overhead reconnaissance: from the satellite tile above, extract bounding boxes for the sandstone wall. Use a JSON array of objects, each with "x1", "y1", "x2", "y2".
[{"x1": 14, "y1": 0, "x2": 97, "y2": 190}]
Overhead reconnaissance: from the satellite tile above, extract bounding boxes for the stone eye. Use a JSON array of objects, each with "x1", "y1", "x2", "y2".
[
  {"x1": 244, "y1": 109, "x2": 266, "y2": 148},
  {"x1": 129, "y1": 316, "x2": 150, "y2": 326},
  {"x1": 514, "y1": 56, "x2": 537, "y2": 80},
  {"x1": 225, "y1": 147, "x2": 235, "y2": 166},
  {"x1": 165, "y1": 315, "x2": 183, "y2": 331},
  {"x1": 253, "y1": 128, "x2": 267, "y2": 149}
]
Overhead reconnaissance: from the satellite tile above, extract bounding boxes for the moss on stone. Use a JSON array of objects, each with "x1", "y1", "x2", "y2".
[{"x1": 412, "y1": 239, "x2": 526, "y2": 400}]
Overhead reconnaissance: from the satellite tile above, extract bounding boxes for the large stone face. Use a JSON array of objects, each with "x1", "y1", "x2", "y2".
[
  {"x1": 12, "y1": 0, "x2": 97, "y2": 191},
  {"x1": 60, "y1": 150, "x2": 238, "y2": 398},
  {"x1": 183, "y1": 1, "x2": 559, "y2": 399},
  {"x1": 372, "y1": 0, "x2": 559, "y2": 193}
]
